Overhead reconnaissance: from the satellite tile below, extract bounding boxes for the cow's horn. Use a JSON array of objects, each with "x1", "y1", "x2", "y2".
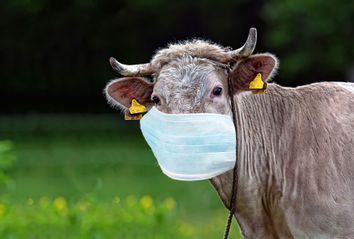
[
  {"x1": 109, "y1": 57, "x2": 154, "y2": 76},
  {"x1": 230, "y1": 28, "x2": 257, "y2": 59}
]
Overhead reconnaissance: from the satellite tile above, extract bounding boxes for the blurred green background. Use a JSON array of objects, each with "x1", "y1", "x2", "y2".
[{"x1": 0, "y1": 0, "x2": 353, "y2": 238}]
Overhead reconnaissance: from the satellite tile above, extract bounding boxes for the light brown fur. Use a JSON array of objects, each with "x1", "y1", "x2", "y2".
[
  {"x1": 105, "y1": 39, "x2": 354, "y2": 239},
  {"x1": 212, "y1": 83, "x2": 354, "y2": 238}
]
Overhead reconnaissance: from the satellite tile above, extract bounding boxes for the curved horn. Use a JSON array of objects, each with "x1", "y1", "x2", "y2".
[
  {"x1": 109, "y1": 57, "x2": 154, "y2": 76},
  {"x1": 229, "y1": 28, "x2": 257, "y2": 59}
]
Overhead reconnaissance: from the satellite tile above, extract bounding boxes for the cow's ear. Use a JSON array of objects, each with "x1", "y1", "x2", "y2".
[
  {"x1": 105, "y1": 77, "x2": 154, "y2": 111},
  {"x1": 229, "y1": 53, "x2": 279, "y2": 92}
]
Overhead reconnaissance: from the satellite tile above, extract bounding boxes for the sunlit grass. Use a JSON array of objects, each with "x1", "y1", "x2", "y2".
[
  {"x1": 0, "y1": 194, "x2": 242, "y2": 239},
  {"x1": 0, "y1": 195, "x2": 179, "y2": 238},
  {"x1": 0, "y1": 115, "x2": 243, "y2": 238}
]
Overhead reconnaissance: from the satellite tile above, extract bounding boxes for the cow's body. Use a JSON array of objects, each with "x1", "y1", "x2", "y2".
[
  {"x1": 105, "y1": 31, "x2": 354, "y2": 238},
  {"x1": 212, "y1": 82, "x2": 354, "y2": 238}
]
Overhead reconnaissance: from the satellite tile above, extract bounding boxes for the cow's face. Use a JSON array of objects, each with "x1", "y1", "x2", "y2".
[
  {"x1": 105, "y1": 53, "x2": 278, "y2": 117},
  {"x1": 152, "y1": 56, "x2": 230, "y2": 114}
]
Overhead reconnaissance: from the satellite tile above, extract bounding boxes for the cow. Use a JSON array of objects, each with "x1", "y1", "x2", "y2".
[{"x1": 104, "y1": 28, "x2": 354, "y2": 238}]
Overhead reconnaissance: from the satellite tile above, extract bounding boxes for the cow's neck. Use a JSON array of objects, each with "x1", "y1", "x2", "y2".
[{"x1": 210, "y1": 83, "x2": 293, "y2": 235}]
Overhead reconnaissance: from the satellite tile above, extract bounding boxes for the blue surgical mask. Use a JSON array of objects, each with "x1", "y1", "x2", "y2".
[{"x1": 140, "y1": 107, "x2": 236, "y2": 181}]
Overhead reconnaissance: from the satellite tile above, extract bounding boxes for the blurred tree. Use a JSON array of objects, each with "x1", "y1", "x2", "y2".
[
  {"x1": 1, "y1": 0, "x2": 352, "y2": 112},
  {"x1": 263, "y1": 0, "x2": 354, "y2": 86},
  {"x1": 0, "y1": 0, "x2": 263, "y2": 113}
]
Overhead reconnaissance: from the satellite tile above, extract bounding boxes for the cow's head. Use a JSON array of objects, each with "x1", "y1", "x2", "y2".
[{"x1": 105, "y1": 28, "x2": 279, "y2": 116}]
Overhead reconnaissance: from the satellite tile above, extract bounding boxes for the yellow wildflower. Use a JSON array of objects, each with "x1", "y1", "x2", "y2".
[
  {"x1": 140, "y1": 195, "x2": 153, "y2": 210},
  {"x1": 53, "y1": 197, "x2": 67, "y2": 211},
  {"x1": 163, "y1": 197, "x2": 176, "y2": 210}
]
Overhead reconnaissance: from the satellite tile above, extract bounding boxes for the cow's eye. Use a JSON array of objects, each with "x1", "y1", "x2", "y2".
[
  {"x1": 151, "y1": 95, "x2": 160, "y2": 105},
  {"x1": 212, "y1": 86, "x2": 223, "y2": 97}
]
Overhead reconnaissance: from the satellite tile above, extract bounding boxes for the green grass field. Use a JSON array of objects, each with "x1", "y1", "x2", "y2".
[{"x1": 0, "y1": 114, "x2": 242, "y2": 238}]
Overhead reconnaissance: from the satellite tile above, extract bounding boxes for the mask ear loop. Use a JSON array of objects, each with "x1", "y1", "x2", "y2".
[{"x1": 223, "y1": 74, "x2": 240, "y2": 239}]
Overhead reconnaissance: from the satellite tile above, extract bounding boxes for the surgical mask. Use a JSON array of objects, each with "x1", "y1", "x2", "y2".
[{"x1": 140, "y1": 107, "x2": 236, "y2": 181}]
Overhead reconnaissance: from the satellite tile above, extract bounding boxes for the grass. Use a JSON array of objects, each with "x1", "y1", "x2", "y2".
[{"x1": 0, "y1": 114, "x2": 242, "y2": 238}]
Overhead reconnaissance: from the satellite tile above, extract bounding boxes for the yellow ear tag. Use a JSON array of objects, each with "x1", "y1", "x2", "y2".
[
  {"x1": 249, "y1": 73, "x2": 264, "y2": 90},
  {"x1": 249, "y1": 73, "x2": 267, "y2": 94},
  {"x1": 129, "y1": 99, "x2": 147, "y2": 115},
  {"x1": 124, "y1": 99, "x2": 147, "y2": 121},
  {"x1": 124, "y1": 111, "x2": 143, "y2": 120}
]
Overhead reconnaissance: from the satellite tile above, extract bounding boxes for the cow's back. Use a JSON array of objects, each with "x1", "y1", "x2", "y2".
[{"x1": 280, "y1": 82, "x2": 354, "y2": 238}]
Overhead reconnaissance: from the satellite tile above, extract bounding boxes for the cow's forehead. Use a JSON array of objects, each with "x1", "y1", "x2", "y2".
[{"x1": 155, "y1": 56, "x2": 225, "y2": 90}]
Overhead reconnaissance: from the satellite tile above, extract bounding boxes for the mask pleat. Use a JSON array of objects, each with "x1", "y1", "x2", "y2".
[{"x1": 140, "y1": 107, "x2": 237, "y2": 181}]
